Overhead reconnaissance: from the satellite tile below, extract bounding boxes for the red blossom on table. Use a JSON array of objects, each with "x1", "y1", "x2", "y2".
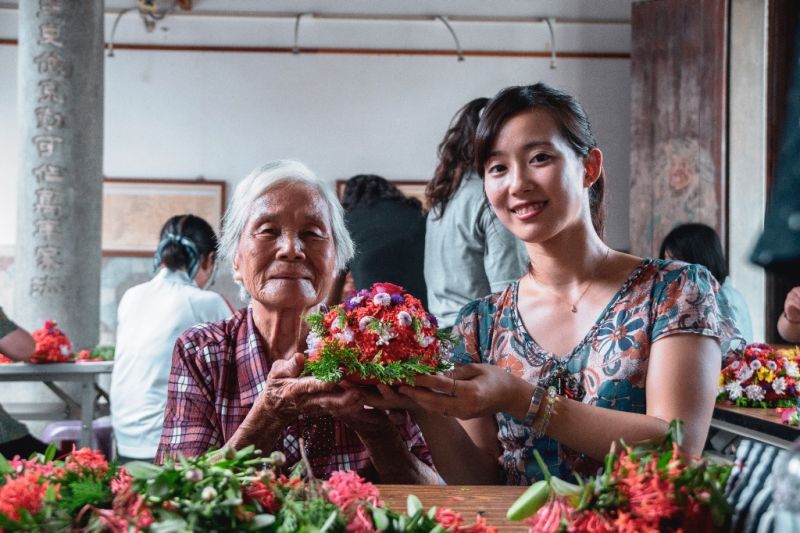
[{"x1": 30, "y1": 319, "x2": 72, "y2": 363}]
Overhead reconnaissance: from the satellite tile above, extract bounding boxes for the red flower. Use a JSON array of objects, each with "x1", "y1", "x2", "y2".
[
  {"x1": 65, "y1": 446, "x2": 109, "y2": 476},
  {"x1": 372, "y1": 282, "x2": 405, "y2": 295},
  {"x1": 243, "y1": 480, "x2": 281, "y2": 513},
  {"x1": 323, "y1": 470, "x2": 382, "y2": 511},
  {"x1": 0, "y1": 471, "x2": 50, "y2": 522},
  {"x1": 435, "y1": 507, "x2": 464, "y2": 529},
  {"x1": 31, "y1": 320, "x2": 72, "y2": 363}
]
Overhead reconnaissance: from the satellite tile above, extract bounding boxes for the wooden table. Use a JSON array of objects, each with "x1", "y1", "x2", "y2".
[
  {"x1": 711, "y1": 403, "x2": 800, "y2": 449},
  {"x1": 379, "y1": 485, "x2": 528, "y2": 532},
  {"x1": 0, "y1": 361, "x2": 113, "y2": 447}
]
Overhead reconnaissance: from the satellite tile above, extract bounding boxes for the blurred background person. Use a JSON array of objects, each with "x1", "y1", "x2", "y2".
[
  {"x1": 424, "y1": 97, "x2": 528, "y2": 330},
  {"x1": 659, "y1": 222, "x2": 753, "y2": 342},
  {"x1": 110, "y1": 214, "x2": 232, "y2": 463},
  {"x1": 778, "y1": 286, "x2": 800, "y2": 343},
  {"x1": 340, "y1": 174, "x2": 428, "y2": 306},
  {"x1": 0, "y1": 307, "x2": 48, "y2": 458}
]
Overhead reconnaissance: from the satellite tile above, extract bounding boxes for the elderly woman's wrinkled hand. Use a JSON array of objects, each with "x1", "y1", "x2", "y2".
[
  {"x1": 396, "y1": 363, "x2": 525, "y2": 420},
  {"x1": 258, "y1": 354, "x2": 364, "y2": 423}
]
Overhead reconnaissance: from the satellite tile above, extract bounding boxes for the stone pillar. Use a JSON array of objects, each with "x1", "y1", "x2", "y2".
[{"x1": 15, "y1": 0, "x2": 104, "y2": 350}]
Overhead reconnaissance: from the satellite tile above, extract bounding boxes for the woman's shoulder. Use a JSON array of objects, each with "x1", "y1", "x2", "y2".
[
  {"x1": 178, "y1": 309, "x2": 246, "y2": 353},
  {"x1": 455, "y1": 284, "x2": 515, "y2": 323}
]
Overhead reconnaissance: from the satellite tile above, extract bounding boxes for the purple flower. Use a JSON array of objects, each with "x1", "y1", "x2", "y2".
[{"x1": 390, "y1": 294, "x2": 404, "y2": 305}]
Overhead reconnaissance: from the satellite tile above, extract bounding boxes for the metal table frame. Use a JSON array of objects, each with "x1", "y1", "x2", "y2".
[{"x1": 0, "y1": 362, "x2": 113, "y2": 447}]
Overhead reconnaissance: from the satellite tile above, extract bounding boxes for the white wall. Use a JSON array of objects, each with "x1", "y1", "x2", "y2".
[{"x1": 0, "y1": 6, "x2": 632, "y2": 253}]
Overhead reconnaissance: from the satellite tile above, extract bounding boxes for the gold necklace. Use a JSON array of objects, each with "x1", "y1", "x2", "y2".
[{"x1": 531, "y1": 248, "x2": 611, "y2": 313}]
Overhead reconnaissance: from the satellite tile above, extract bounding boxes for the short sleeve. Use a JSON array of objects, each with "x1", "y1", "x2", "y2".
[
  {"x1": 651, "y1": 264, "x2": 746, "y2": 364},
  {"x1": 480, "y1": 206, "x2": 528, "y2": 293},
  {"x1": 449, "y1": 297, "x2": 496, "y2": 365},
  {"x1": 156, "y1": 335, "x2": 224, "y2": 463},
  {"x1": 0, "y1": 307, "x2": 19, "y2": 339}
]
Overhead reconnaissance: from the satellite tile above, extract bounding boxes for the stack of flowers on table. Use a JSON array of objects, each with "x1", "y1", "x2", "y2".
[
  {"x1": 304, "y1": 282, "x2": 455, "y2": 384},
  {"x1": 506, "y1": 421, "x2": 732, "y2": 533},
  {"x1": 0, "y1": 320, "x2": 114, "y2": 364},
  {"x1": 716, "y1": 343, "x2": 799, "y2": 409},
  {"x1": 0, "y1": 445, "x2": 496, "y2": 532}
]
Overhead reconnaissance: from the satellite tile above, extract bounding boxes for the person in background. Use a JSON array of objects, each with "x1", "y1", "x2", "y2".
[
  {"x1": 424, "y1": 97, "x2": 528, "y2": 329},
  {"x1": 340, "y1": 174, "x2": 428, "y2": 306},
  {"x1": 0, "y1": 308, "x2": 48, "y2": 458},
  {"x1": 659, "y1": 223, "x2": 754, "y2": 342},
  {"x1": 110, "y1": 214, "x2": 232, "y2": 463},
  {"x1": 778, "y1": 286, "x2": 800, "y2": 343}
]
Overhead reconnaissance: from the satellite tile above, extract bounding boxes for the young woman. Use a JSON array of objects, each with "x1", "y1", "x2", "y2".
[{"x1": 373, "y1": 84, "x2": 744, "y2": 484}]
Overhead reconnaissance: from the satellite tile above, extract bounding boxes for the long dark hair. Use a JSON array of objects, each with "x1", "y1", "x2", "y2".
[
  {"x1": 659, "y1": 223, "x2": 728, "y2": 283},
  {"x1": 475, "y1": 84, "x2": 606, "y2": 236},
  {"x1": 155, "y1": 214, "x2": 218, "y2": 278},
  {"x1": 425, "y1": 97, "x2": 489, "y2": 219},
  {"x1": 340, "y1": 174, "x2": 421, "y2": 212}
]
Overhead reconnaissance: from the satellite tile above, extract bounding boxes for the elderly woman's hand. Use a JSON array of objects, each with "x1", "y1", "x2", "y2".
[
  {"x1": 261, "y1": 354, "x2": 364, "y2": 423},
  {"x1": 396, "y1": 363, "x2": 533, "y2": 420}
]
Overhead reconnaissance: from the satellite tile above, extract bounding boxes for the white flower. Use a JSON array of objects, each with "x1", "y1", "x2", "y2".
[
  {"x1": 418, "y1": 335, "x2": 434, "y2": 348},
  {"x1": 373, "y1": 293, "x2": 391, "y2": 306},
  {"x1": 201, "y1": 487, "x2": 218, "y2": 501},
  {"x1": 421, "y1": 316, "x2": 431, "y2": 328},
  {"x1": 766, "y1": 360, "x2": 778, "y2": 371},
  {"x1": 745, "y1": 384, "x2": 765, "y2": 401},
  {"x1": 396, "y1": 311, "x2": 412, "y2": 327},
  {"x1": 785, "y1": 361, "x2": 799, "y2": 378},
  {"x1": 729, "y1": 360, "x2": 741, "y2": 370},
  {"x1": 735, "y1": 365, "x2": 753, "y2": 382},
  {"x1": 750, "y1": 359, "x2": 762, "y2": 370},
  {"x1": 376, "y1": 327, "x2": 395, "y2": 346},
  {"x1": 349, "y1": 295, "x2": 363, "y2": 306},
  {"x1": 305, "y1": 332, "x2": 322, "y2": 356},
  {"x1": 60, "y1": 344, "x2": 70, "y2": 356},
  {"x1": 772, "y1": 377, "x2": 787, "y2": 395},
  {"x1": 725, "y1": 381, "x2": 744, "y2": 400},
  {"x1": 334, "y1": 326, "x2": 354, "y2": 344},
  {"x1": 358, "y1": 316, "x2": 375, "y2": 331}
]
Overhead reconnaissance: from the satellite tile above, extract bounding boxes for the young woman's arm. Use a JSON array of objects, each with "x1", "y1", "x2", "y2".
[{"x1": 401, "y1": 333, "x2": 721, "y2": 461}]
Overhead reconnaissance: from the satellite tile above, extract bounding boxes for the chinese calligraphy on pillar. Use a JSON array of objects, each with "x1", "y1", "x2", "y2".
[{"x1": 29, "y1": 0, "x2": 68, "y2": 297}]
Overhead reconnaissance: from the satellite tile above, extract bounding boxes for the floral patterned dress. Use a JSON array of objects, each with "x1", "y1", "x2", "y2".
[{"x1": 450, "y1": 258, "x2": 745, "y2": 484}]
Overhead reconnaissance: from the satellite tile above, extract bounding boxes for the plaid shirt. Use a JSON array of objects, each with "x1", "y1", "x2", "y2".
[{"x1": 156, "y1": 306, "x2": 432, "y2": 480}]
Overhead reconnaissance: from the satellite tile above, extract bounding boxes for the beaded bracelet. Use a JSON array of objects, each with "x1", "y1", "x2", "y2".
[
  {"x1": 523, "y1": 385, "x2": 546, "y2": 426},
  {"x1": 531, "y1": 386, "x2": 558, "y2": 439}
]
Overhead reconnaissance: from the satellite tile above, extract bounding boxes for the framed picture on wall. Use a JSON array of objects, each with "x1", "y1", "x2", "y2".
[
  {"x1": 102, "y1": 178, "x2": 226, "y2": 257},
  {"x1": 335, "y1": 179, "x2": 429, "y2": 209}
]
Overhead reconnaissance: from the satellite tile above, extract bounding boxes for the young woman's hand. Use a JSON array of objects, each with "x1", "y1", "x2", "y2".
[{"x1": 396, "y1": 364, "x2": 533, "y2": 420}]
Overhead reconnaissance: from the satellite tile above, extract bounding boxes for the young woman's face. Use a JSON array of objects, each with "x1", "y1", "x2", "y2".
[{"x1": 483, "y1": 109, "x2": 599, "y2": 244}]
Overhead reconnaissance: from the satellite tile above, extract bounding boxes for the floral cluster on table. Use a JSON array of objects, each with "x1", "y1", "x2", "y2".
[
  {"x1": 506, "y1": 421, "x2": 732, "y2": 533},
  {"x1": 304, "y1": 282, "x2": 455, "y2": 384},
  {"x1": 0, "y1": 445, "x2": 494, "y2": 532},
  {"x1": 716, "y1": 342, "x2": 800, "y2": 425},
  {"x1": 0, "y1": 320, "x2": 113, "y2": 364}
]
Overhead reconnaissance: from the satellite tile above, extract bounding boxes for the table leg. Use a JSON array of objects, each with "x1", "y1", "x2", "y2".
[{"x1": 79, "y1": 380, "x2": 94, "y2": 448}]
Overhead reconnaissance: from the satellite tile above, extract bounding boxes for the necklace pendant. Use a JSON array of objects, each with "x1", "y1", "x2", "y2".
[{"x1": 570, "y1": 305, "x2": 577, "y2": 313}]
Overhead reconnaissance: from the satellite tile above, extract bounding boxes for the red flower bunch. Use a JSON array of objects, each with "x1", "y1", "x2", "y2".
[
  {"x1": 718, "y1": 342, "x2": 800, "y2": 408},
  {"x1": 517, "y1": 422, "x2": 731, "y2": 533},
  {"x1": 305, "y1": 282, "x2": 454, "y2": 384},
  {"x1": 0, "y1": 353, "x2": 12, "y2": 363},
  {"x1": 31, "y1": 320, "x2": 73, "y2": 363}
]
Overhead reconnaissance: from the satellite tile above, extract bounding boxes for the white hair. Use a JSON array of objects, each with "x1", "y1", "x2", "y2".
[{"x1": 219, "y1": 160, "x2": 354, "y2": 288}]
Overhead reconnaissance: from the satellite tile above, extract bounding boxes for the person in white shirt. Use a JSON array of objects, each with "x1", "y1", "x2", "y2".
[
  {"x1": 110, "y1": 214, "x2": 232, "y2": 463},
  {"x1": 659, "y1": 223, "x2": 754, "y2": 342}
]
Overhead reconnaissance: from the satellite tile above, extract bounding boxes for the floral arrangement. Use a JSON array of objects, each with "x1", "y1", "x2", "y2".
[
  {"x1": 777, "y1": 406, "x2": 799, "y2": 426},
  {"x1": 1, "y1": 445, "x2": 495, "y2": 532},
  {"x1": 0, "y1": 319, "x2": 114, "y2": 364},
  {"x1": 0, "y1": 446, "x2": 117, "y2": 531},
  {"x1": 506, "y1": 421, "x2": 732, "y2": 533},
  {"x1": 31, "y1": 320, "x2": 72, "y2": 363},
  {"x1": 717, "y1": 343, "x2": 800, "y2": 408},
  {"x1": 304, "y1": 282, "x2": 455, "y2": 384}
]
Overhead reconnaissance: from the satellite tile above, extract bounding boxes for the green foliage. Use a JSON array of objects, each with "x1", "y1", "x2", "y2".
[
  {"x1": 304, "y1": 339, "x2": 452, "y2": 385},
  {"x1": 89, "y1": 345, "x2": 115, "y2": 361}
]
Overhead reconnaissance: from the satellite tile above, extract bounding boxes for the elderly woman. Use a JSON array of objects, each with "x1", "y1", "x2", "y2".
[{"x1": 156, "y1": 161, "x2": 438, "y2": 483}]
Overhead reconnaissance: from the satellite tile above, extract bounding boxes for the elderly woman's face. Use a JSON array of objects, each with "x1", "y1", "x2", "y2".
[{"x1": 233, "y1": 182, "x2": 337, "y2": 310}]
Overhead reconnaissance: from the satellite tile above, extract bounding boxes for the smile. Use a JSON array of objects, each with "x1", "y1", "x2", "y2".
[{"x1": 510, "y1": 201, "x2": 547, "y2": 219}]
